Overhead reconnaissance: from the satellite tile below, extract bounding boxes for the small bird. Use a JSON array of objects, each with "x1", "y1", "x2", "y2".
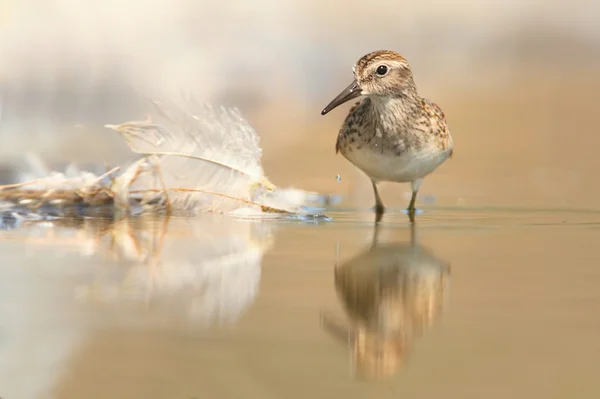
[{"x1": 321, "y1": 50, "x2": 453, "y2": 222}]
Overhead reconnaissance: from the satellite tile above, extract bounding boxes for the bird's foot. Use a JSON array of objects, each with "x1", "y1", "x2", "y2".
[
  {"x1": 407, "y1": 207, "x2": 416, "y2": 223},
  {"x1": 371, "y1": 204, "x2": 385, "y2": 223},
  {"x1": 403, "y1": 207, "x2": 423, "y2": 223}
]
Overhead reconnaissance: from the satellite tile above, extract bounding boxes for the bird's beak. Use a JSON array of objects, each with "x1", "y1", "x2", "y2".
[{"x1": 321, "y1": 79, "x2": 362, "y2": 115}]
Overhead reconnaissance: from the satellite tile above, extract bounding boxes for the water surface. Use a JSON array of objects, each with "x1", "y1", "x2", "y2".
[{"x1": 1, "y1": 207, "x2": 599, "y2": 399}]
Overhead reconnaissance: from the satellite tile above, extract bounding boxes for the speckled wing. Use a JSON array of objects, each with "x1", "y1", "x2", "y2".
[{"x1": 419, "y1": 98, "x2": 453, "y2": 157}]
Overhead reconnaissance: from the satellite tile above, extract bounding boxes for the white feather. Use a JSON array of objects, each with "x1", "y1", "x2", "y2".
[{"x1": 105, "y1": 95, "x2": 286, "y2": 214}]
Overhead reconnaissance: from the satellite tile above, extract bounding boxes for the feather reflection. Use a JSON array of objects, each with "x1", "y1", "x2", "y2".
[
  {"x1": 85, "y1": 216, "x2": 273, "y2": 326},
  {"x1": 0, "y1": 214, "x2": 273, "y2": 326},
  {"x1": 323, "y1": 223, "x2": 451, "y2": 380}
]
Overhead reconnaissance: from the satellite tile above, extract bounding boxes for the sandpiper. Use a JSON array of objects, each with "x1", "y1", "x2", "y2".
[{"x1": 321, "y1": 50, "x2": 453, "y2": 222}]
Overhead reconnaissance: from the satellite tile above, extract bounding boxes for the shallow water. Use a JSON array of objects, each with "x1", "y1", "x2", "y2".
[{"x1": 1, "y1": 207, "x2": 599, "y2": 399}]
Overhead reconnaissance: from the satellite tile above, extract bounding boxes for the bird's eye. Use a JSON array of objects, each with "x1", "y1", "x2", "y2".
[{"x1": 376, "y1": 65, "x2": 388, "y2": 76}]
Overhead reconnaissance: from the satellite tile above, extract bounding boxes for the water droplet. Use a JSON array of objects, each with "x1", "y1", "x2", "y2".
[{"x1": 335, "y1": 174, "x2": 342, "y2": 182}]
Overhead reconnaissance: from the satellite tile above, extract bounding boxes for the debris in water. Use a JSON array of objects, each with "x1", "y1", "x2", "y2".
[
  {"x1": 336, "y1": 174, "x2": 342, "y2": 182},
  {"x1": 0, "y1": 94, "x2": 328, "y2": 220}
]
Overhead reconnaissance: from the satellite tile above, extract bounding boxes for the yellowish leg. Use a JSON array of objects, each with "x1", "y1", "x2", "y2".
[
  {"x1": 407, "y1": 192, "x2": 417, "y2": 223},
  {"x1": 408, "y1": 191, "x2": 417, "y2": 211}
]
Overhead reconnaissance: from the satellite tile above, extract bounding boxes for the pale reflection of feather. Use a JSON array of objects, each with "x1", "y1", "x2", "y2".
[{"x1": 70, "y1": 216, "x2": 274, "y2": 328}]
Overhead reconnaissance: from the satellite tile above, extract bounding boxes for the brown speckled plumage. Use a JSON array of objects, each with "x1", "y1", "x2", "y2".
[
  {"x1": 355, "y1": 50, "x2": 409, "y2": 71},
  {"x1": 322, "y1": 50, "x2": 453, "y2": 222}
]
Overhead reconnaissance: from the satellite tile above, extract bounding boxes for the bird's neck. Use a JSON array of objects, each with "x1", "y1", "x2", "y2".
[{"x1": 368, "y1": 91, "x2": 421, "y2": 122}]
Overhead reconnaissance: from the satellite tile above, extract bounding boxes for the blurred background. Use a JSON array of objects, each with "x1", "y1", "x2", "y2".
[
  {"x1": 0, "y1": 0, "x2": 599, "y2": 209},
  {"x1": 2, "y1": 2, "x2": 600, "y2": 398}
]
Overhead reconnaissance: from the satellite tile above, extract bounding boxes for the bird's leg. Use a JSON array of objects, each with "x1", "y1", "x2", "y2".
[
  {"x1": 407, "y1": 179, "x2": 422, "y2": 223},
  {"x1": 371, "y1": 180, "x2": 384, "y2": 222},
  {"x1": 408, "y1": 191, "x2": 417, "y2": 211},
  {"x1": 407, "y1": 193, "x2": 417, "y2": 223}
]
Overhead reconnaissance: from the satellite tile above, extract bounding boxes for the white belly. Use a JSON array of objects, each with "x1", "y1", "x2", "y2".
[{"x1": 341, "y1": 146, "x2": 451, "y2": 183}]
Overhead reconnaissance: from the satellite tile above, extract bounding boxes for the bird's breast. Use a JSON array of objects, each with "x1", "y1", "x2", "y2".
[
  {"x1": 338, "y1": 138, "x2": 451, "y2": 183},
  {"x1": 334, "y1": 97, "x2": 452, "y2": 182}
]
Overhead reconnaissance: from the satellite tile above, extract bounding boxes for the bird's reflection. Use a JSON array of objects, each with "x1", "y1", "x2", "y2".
[{"x1": 322, "y1": 222, "x2": 451, "y2": 380}]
